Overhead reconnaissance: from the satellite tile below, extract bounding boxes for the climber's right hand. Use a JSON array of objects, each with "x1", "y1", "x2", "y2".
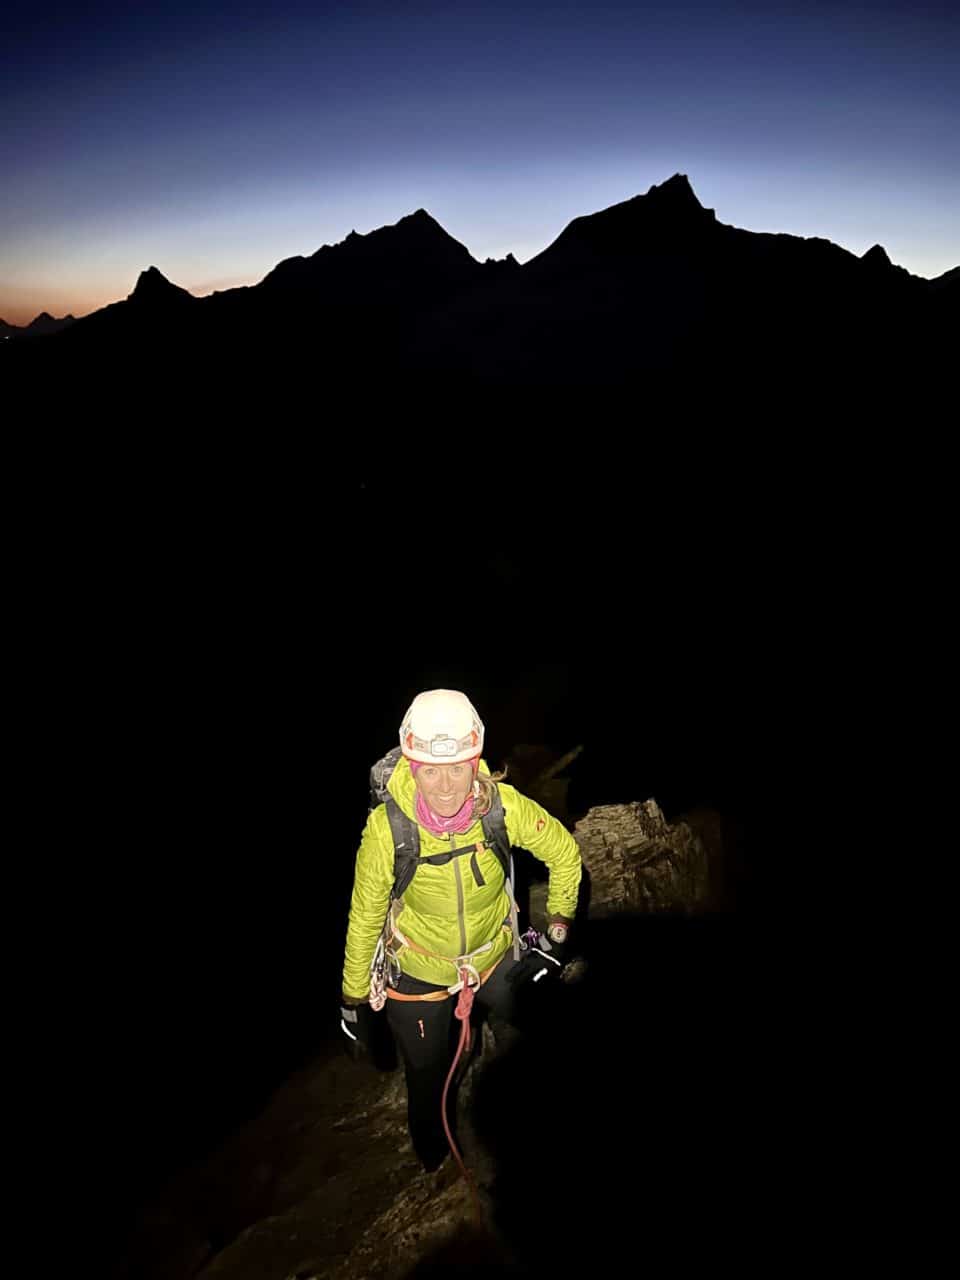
[
  {"x1": 505, "y1": 943, "x2": 564, "y2": 990},
  {"x1": 340, "y1": 1000, "x2": 374, "y2": 1061}
]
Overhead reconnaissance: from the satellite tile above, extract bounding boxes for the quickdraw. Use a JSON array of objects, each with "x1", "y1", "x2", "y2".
[{"x1": 368, "y1": 926, "x2": 402, "y2": 1012}]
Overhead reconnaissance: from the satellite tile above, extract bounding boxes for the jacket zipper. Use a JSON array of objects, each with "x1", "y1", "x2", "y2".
[{"x1": 451, "y1": 835, "x2": 467, "y2": 957}]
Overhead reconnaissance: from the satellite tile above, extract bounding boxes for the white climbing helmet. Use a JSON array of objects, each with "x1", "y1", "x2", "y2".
[{"x1": 399, "y1": 689, "x2": 484, "y2": 764}]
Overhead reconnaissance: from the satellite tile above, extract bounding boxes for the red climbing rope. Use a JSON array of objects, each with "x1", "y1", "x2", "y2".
[{"x1": 440, "y1": 966, "x2": 484, "y2": 1221}]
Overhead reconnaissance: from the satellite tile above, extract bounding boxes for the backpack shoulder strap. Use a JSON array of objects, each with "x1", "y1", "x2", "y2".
[
  {"x1": 384, "y1": 796, "x2": 420, "y2": 899},
  {"x1": 481, "y1": 784, "x2": 522, "y2": 959},
  {"x1": 480, "y1": 784, "x2": 511, "y2": 879}
]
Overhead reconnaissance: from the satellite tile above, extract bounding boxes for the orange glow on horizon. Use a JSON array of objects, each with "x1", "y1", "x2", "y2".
[
  {"x1": 0, "y1": 272, "x2": 264, "y2": 329},
  {"x1": 0, "y1": 290, "x2": 109, "y2": 329}
]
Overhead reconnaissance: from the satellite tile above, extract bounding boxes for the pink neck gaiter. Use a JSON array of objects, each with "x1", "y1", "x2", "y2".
[{"x1": 409, "y1": 758, "x2": 479, "y2": 836}]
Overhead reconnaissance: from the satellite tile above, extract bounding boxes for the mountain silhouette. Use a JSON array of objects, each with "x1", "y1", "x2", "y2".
[
  {"x1": 2, "y1": 311, "x2": 76, "y2": 338},
  {"x1": 862, "y1": 244, "x2": 893, "y2": 269},
  {"x1": 931, "y1": 264, "x2": 960, "y2": 292},
  {"x1": 128, "y1": 266, "x2": 196, "y2": 307},
  {"x1": 527, "y1": 172, "x2": 717, "y2": 274},
  {"x1": 260, "y1": 208, "x2": 478, "y2": 297},
  {"x1": 5, "y1": 173, "x2": 955, "y2": 409}
]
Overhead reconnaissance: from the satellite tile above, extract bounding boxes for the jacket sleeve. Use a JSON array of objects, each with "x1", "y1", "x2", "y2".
[
  {"x1": 341, "y1": 808, "x2": 394, "y2": 1002},
  {"x1": 501, "y1": 785, "x2": 582, "y2": 921}
]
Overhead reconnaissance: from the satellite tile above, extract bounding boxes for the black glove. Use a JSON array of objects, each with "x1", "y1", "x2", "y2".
[
  {"x1": 506, "y1": 922, "x2": 570, "y2": 989},
  {"x1": 340, "y1": 1000, "x2": 375, "y2": 1060},
  {"x1": 505, "y1": 946, "x2": 561, "y2": 990}
]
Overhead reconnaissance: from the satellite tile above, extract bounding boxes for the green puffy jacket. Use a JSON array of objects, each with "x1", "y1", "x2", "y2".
[{"x1": 341, "y1": 756, "x2": 582, "y2": 1001}]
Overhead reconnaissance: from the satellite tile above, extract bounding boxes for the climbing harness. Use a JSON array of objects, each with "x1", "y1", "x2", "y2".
[{"x1": 380, "y1": 919, "x2": 507, "y2": 1001}]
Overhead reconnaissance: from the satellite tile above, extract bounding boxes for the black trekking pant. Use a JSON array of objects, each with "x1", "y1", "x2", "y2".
[{"x1": 384, "y1": 954, "x2": 523, "y2": 1171}]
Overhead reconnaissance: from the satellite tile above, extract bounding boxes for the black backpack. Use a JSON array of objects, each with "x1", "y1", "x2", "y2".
[{"x1": 369, "y1": 746, "x2": 512, "y2": 898}]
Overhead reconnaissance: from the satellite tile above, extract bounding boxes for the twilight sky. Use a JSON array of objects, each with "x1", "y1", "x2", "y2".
[{"x1": 2, "y1": 0, "x2": 957, "y2": 325}]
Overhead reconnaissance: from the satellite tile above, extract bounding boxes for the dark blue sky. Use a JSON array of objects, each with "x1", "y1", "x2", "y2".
[{"x1": 2, "y1": 0, "x2": 956, "y2": 323}]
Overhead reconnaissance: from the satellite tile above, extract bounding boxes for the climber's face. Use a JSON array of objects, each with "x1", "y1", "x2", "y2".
[{"x1": 414, "y1": 760, "x2": 475, "y2": 817}]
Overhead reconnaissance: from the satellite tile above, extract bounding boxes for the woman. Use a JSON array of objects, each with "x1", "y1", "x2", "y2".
[{"x1": 340, "y1": 688, "x2": 582, "y2": 1173}]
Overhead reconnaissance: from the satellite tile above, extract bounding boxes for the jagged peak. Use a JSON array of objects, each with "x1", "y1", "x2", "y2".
[
  {"x1": 400, "y1": 207, "x2": 437, "y2": 226},
  {"x1": 306, "y1": 208, "x2": 462, "y2": 259},
  {"x1": 137, "y1": 265, "x2": 169, "y2": 285},
  {"x1": 378, "y1": 207, "x2": 455, "y2": 242},
  {"x1": 646, "y1": 172, "x2": 700, "y2": 205},
  {"x1": 259, "y1": 205, "x2": 477, "y2": 289},
  {"x1": 528, "y1": 172, "x2": 716, "y2": 270},
  {"x1": 129, "y1": 265, "x2": 194, "y2": 304},
  {"x1": 862, "y1": 244, "x2": 892, "y2": 267},
  {"x1": 338, "y1": 208, "x2": 446, "y2": 242},
  {"x1": 591, "y1": 172, "x2": 714, "y2": 230}
]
